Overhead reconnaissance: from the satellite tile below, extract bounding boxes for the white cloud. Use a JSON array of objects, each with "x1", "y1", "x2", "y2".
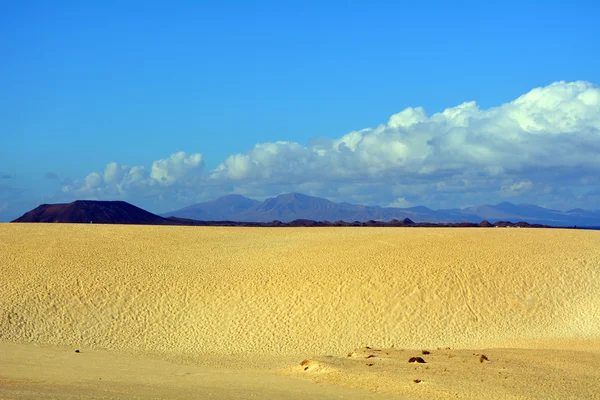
[
  {"x1": 83, "y1": 172, "x2": 103, "y2": 191},
  {"x1": 150, "y1": 152, "x2": 204, "y2": 186},
  {"x1": 103, "y1": 162, "x2": 124, "y2": 184},
  {"x1": 61, "y1": 152, "x2": 204, "y2": 203},
  {"x1": 387, "y1": 107, "x2": 428, "y2": 128},
  {"x1": 208, "y1": 80, "x2": 600, "y2": 206},
  {"x1": 501, "y1": 180, "x2": 534, "y2": 197},
  {"x1": 387, "y1": 197, "x2": 413, "y2": 208},
  {"x1": 56, "y1": 81, "x2": 600, "y2": 211}
]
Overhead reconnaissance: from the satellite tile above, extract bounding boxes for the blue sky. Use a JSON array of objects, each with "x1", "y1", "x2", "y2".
[{"x1": 1, "y1": 0, "x2": 600, "y2": 220}]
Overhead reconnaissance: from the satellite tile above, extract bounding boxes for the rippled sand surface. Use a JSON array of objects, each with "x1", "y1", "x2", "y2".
[{"x1": 1, "y1": 224, "x2": 599, "y2": 399}]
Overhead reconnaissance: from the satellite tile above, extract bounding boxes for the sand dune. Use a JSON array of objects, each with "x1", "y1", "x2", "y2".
[{"x1": 1, "y1": 224, "x2": 599, "y2": 398}]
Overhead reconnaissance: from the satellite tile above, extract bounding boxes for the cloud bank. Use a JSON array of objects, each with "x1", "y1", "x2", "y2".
[
  {"x1": 61, "y1": 152, "x2": 204, "y2": 200},
  {"x1": 59, "y1": 81, "x2": 600, "y2": 211}
]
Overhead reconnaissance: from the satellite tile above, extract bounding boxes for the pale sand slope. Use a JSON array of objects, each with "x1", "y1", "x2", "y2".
[{"x1": 1, "y1": 224, "x2": 599, "y2": 399}]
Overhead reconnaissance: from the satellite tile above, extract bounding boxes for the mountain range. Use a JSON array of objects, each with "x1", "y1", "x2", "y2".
[
  {"x1": 5, "y1": 199, "x2": 545, "y2": 229},
  {"x1": 163, "y1": 192, "x2": 600, "y2": 227},
  {"x1": 12, "y1": 193, "x2": 599, "y2": 228}
]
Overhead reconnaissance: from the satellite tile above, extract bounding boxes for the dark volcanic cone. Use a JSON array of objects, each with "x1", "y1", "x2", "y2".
[{"x1": 12, "y1": 200, "x2": 176, "y2": 225}]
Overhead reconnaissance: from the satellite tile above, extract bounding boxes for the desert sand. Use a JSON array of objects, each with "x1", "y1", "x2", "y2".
[{"x1": 1, "y1": 224, "x2": 599, "y2": 399}]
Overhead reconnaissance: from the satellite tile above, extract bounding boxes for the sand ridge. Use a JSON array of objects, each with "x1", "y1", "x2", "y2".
[{"x1": 1, "y1": 225, "x2": 600, "y2": 357}]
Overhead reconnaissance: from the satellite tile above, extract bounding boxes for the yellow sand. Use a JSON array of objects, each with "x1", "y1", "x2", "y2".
[{"x1": 1, "y1": 224, "x2": 599, "y2": 399}]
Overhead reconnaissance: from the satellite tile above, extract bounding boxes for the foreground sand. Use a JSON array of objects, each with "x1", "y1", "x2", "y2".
[{"x1": 1, "y1": 224, "x2": 599, "y2": 398}]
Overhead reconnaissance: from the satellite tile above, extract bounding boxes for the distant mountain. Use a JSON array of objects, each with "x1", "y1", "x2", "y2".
[
  {"x1": 163, "y1": 194, "x2": 260, "y2": 221},
  {"x1": 237, "y1": 192, "x2": 395, "y2": 222},
  {"x1": 14, "y1": 195, "x2": 600, "y2": 228},
  {"x1": 13, "y1": 200, "x2": 175, "y2": 225},
  {"x1": 164, "y1": 192, "x2": 432, "y2": 223},
  {"x1": 458, "y1": 202, "x2": 600, "y2": 226},
  {"x1": 163, "y1": 193, "x2": 600, "y2": 227},
  {"x1": 463, "y1": 202, "x2": 563, "y2": 221}
]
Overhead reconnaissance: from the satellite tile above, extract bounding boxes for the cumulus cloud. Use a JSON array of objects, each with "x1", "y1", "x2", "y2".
[
  {"x1": 61, "y1": 152, "x2": 205, "y2": 204},
  {"x1": 150, "y1": 152, "x2": 204, "y2": 186},
  {"x1": 501, "y1": 180, "x2": 533, "y2": 197},
  {"x1": 208, "y1": 80, "x2": 600, "y2": 208},
  {"x1": 58, "y1": 81, "x2": 600, "y2": 210},
  {"x1": 103, "y1": 162, "x2": 123, "y2": 184},
  {"x1": 387, "y1": 197, "x2": 413, "y2": 208},
  {"x1": 213, "y1": 81, "x2": 600, "y2": 184}
]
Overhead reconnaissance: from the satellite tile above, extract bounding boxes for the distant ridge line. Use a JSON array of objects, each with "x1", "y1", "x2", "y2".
[
  {"x1": 11, "y1": 200, "x2": 575, "y2": 229},
  {"x1": 162, "y1": 192, "x2": 600, "y2": 227}
]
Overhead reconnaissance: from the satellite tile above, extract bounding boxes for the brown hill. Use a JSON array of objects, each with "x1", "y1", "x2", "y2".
[{"x1": 12, "y1": 200, "x2": 175, "y2": 225}]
